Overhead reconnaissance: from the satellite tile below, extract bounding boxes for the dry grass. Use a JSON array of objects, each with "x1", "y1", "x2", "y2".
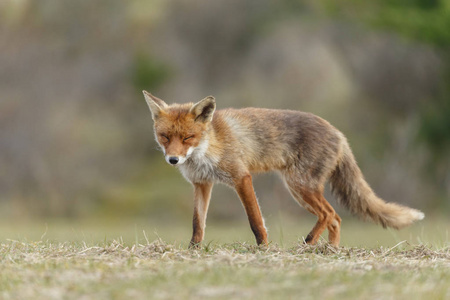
[{"x1": 1, "y1": 237, "x2": 449, "y2": 299}]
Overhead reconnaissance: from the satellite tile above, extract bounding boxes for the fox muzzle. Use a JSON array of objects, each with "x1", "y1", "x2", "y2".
[
  {"x1": 168, "y1": 157, "x2": 179, "y2": 165},
  {"x1": 165, "y1": 155, "x2": 187, "y2": 165}
]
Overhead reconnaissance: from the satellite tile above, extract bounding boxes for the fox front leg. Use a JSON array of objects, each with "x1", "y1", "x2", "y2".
[
  {"x1": 234, "y1": 174, "x2": 268, "y2": 246},
  {"x1": 189, "y1": 182, "x2": 213, "y2": 249}
]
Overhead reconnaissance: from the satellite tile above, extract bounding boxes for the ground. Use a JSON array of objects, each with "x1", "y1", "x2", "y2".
[{"x1": 0, "y1": 216, "x2": 449, "y2": 299}]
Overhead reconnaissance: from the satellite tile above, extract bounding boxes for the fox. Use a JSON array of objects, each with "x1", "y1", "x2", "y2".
[{"x1": 142, "y1": 90, "x2": 424, "y2": 248}]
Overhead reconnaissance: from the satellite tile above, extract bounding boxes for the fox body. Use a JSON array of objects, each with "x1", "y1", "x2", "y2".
[{"x1": 143, "y1": 91, "x2": 424, "y2": 247}]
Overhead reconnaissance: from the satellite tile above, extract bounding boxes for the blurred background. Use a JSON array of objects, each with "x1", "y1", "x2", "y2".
[{"x1": 0, "y1": 0, "x2": 449, "y2": 244}]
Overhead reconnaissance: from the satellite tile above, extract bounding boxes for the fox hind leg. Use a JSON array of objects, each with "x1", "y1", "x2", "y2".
[
  {"x1": 327, "y1": 212, "x2": 341, "y2": 247},
  {"x1": 284, "y1": 175, "x2": 341, "y2": 246}
]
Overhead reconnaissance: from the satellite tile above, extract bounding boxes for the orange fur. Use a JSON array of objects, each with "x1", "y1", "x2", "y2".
[{"x1": 143, "y1": 91, "x2": 424, "y2": 247}]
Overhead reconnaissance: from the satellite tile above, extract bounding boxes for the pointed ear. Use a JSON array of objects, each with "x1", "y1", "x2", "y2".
[
  {"x1": 190, "y1": 96, "x2": 216, "y2": 122},
  {"x1": 143, "y1": 90, "x2": 168, "y2": 120}
]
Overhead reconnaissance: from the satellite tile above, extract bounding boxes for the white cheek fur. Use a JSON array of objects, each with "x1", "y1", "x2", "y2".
[
  {"x1": 154, "y1": 138, "x2": 166, "y2": 155},
  {"x1": 186, "y1": 147, "x2": 194, "y2": 157}
]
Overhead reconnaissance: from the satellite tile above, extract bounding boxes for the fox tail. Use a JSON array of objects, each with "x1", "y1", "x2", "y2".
[{"x1": 330, "y1": 141, "x2": 424, "y2": 229}]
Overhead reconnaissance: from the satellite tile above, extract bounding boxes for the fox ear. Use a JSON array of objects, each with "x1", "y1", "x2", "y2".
[
  {"x1": 190, "y1": 96, "x2": 216, "y2": 122},
  {"x1": 143, "y1": 90, "x2": 168, "y2": 120}
]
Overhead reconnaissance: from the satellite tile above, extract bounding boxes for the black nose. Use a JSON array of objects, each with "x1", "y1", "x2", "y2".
[{"x1": 168, "y1": 157, "x2": 179, "y2": 165}]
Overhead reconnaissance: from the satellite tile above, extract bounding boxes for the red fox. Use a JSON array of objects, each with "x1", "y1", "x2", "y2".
[{"x1": 143, "y1": 91, "x2": 424, "y2": 247}]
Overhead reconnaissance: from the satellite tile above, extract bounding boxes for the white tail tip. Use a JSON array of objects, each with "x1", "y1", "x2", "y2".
[{"x1": 414, "y1": 211, "x2": 425, "y2": 220}]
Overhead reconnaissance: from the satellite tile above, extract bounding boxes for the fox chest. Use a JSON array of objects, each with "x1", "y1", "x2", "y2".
[{"x1": 177, "y1": 158, "x2": 232, "y2": 185}]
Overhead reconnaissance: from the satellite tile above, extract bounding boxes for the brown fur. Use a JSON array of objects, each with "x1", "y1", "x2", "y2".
[
  {"x1": 234, "y1": 175, "x2": 268, "y2": 245},
  {"x1": 190, "y1": 182, "x2": 213, "y2": 248},
  {"x1": 143, "y1": 91, "x2": 424, "y2": 247}
]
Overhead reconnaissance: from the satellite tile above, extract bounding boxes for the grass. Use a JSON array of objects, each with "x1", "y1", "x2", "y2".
[
  {"x1": 0, "y1": 216, "x2": 449, "y2": 299},
  {"x1": 0, "y1": 213, "x2": 448, "y2": 247},
  {"x1": 0, "y1": 239, "x2": 449, "y2": 299}
]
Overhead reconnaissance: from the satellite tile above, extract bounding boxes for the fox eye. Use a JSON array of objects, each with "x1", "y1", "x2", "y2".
[
  {"x1": 183, "y1": 135, "x2": 194, "y2": 142},
  {"x1": 160, "y1": 134, "x2": 169, "y2": 142}
]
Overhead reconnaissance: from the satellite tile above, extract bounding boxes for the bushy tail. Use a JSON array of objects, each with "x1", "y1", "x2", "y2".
[{"x1": 330, "y1": 142, "x2": 424, "y2": 229}]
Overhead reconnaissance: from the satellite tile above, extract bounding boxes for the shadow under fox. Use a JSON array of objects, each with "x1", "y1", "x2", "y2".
[{"x1": 143, "y1": 91, "x2": 424, "y2": 247}]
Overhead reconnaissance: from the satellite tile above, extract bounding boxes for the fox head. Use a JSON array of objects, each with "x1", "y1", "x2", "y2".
[{"x1": 143, "y1": 90, "x2": 215, "y2": 166}]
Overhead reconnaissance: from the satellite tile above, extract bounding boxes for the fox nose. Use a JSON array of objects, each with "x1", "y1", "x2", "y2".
[{"x1": 168, "y1": 156, "x2": 179, "y2": 165}]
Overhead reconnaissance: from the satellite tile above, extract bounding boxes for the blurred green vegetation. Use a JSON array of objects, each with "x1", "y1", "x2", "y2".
[
  {"x1": 321, "y1": 0, "x2": 450, "y2": 151},
  {"x1": 317, "y1": 0, "x2": 450, "y2": 208},
  {"x1": 131, "y1": 52, "x2": 171, "y2": 91},
  {"x1": 420, "y1": 96, "x2": 450, "y2": 158},
  {"x1": 320, "y1": 0, "x2": 450, "y2": 46}
]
